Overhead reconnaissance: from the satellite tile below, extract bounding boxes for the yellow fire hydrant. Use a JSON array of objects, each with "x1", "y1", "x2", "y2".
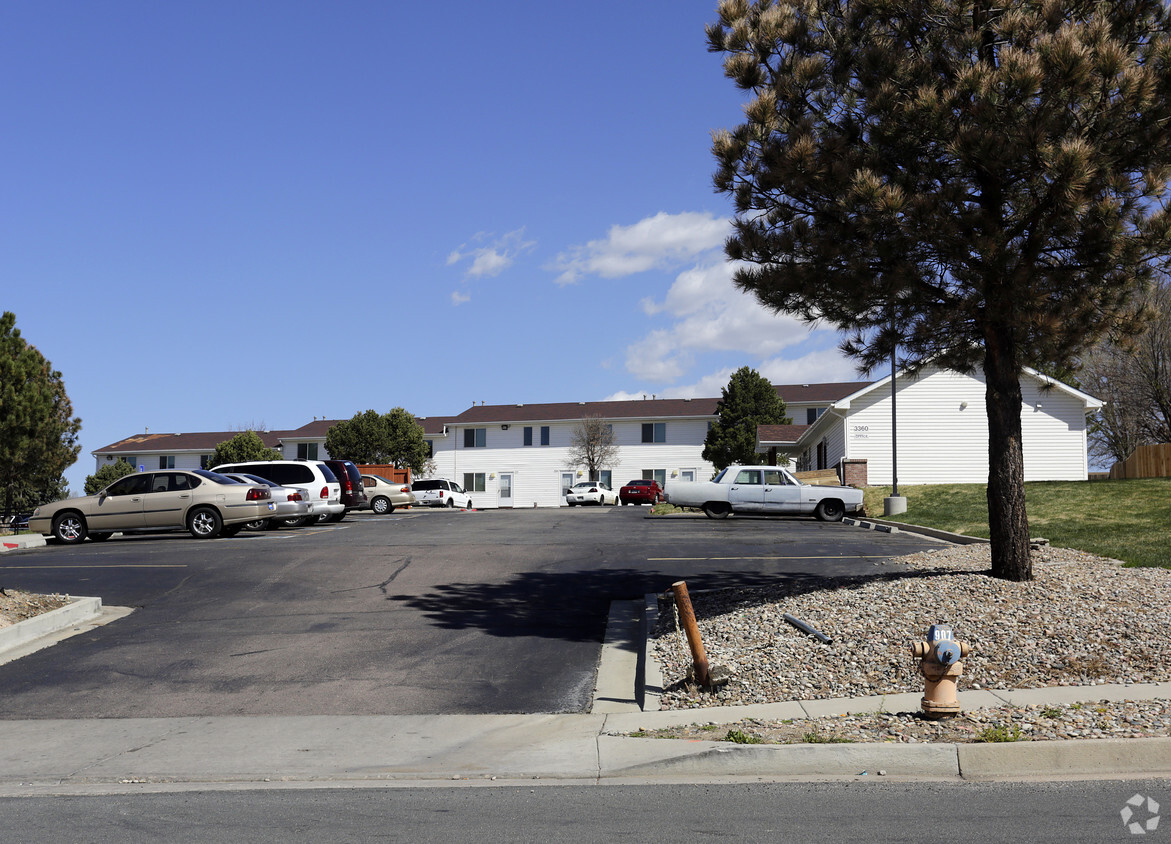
[{"x1": 910, "y1": 624, "x2": 971, "y2": 719}]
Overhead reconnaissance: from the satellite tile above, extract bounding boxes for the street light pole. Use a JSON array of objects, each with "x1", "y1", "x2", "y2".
[{"x1": 884, "y1": 343, "x2": 907, "y2": 516}]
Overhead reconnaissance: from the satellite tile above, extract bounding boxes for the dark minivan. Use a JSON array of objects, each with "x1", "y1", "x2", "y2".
[{"x1": 323, "y1": 459, "x2": 368, "y2": 516}]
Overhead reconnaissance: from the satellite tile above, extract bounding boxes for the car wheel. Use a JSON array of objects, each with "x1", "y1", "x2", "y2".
[
  {"x1": 88, "y1": 531, "x2": 112, "y2": 542},
  {"x1": 814, "y1": 499, "x2": 845, "y2": 522},
  {"x1": 371, "y1": 496, "x2": 393, "y2": 515},
  {"x1": 702, "y1": 502, "x2": 732, "y2": 520},
  {"x1": 219, "y1": 524, "x2": 243, "y2": 537},
  {"x1": 328, "y1": 511, "x2": 346, "y2": 523},
  {"x1": 188, "y1": 506, "x2": 223, "y2": 539},
  {"x1": 243, "y1": 519, "x2": 268, "y2": 531},
  {"x1": 446, "y1": 498, "x2": 455, "y2": 508},
  {"x1": 466, "y1": 500, "x2": 472, "y2": 510},
  {"x1": 52, "y1": 512, "x2": 87, "y2": 544},
  {"x1": 281, "y1": 516, "x2": 310, "y2": 528}
]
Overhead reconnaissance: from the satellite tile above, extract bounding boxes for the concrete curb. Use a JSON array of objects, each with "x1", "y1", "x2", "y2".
[
  {"x1": 0, "y1": 533, "x2": 47, "y2": 553},
  {"x1": 845, "y1": 518, "x2": 989, "y2": 545},
  {"x1": 0, "y1": 592, "x2": 107, "y2": 664}
]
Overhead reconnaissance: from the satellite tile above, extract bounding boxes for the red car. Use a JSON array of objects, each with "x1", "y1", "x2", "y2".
[{"x1": 619, "y1": 479, "x2": 664, "y2": 505}]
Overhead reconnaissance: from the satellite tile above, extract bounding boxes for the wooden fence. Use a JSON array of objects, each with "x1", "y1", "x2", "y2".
[
  {"x1": 1108, "y1": 443, "x2": 1171, "y2": 479},
  {"x1": 355, "y1": 465, "x2": 412, "y2": 485}
]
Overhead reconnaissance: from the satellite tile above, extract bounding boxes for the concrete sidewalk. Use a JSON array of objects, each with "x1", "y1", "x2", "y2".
[{"x1": 0, "y1": 706, "x2": 1168, "y2": 796}]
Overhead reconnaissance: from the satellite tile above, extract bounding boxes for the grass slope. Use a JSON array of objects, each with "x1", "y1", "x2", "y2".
[{"x1": 863, "y1": 478, "x2": 1171, "y2": 568}]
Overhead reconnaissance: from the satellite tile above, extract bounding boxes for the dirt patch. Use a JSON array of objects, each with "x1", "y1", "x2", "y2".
[{"x1": 0, "y1": 589, "x2": 70, "y2": 629}]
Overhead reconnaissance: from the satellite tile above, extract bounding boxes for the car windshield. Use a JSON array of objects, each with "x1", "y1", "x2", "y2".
[
  {"x1": 572, "y1": 482, "x2": 598, "y2": 489},
  {"x1": 413, "y1": 480, "x2": 441, "y2": 491},
  {"x1": 627, "y1": 480, "x2": 650, "y2": 487}
]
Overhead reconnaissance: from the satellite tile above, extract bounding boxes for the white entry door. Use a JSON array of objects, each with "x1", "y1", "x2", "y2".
[
  {"x1": 499, "y1": 473, "x2": 513, "y2": 507},
  {"x1": 560, "y1": 472, "x2": 575, "y2": 505}
]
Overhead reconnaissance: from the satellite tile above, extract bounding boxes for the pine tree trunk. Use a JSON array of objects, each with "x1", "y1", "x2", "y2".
[{"x1": 984, "y1": 332, "x2": 1032, "y2": 581}]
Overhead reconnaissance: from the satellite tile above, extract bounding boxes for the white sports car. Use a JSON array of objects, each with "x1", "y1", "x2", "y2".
[{"x1": 566, "y1": 481, "x2": 618, "y2": 506}]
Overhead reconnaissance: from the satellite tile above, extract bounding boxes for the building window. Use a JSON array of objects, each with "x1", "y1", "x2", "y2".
[
  {"x1": 807, "y1": 407, "x2": 825, "y2": 424},
  {"x1": 158, "y1": 455, "x2": 175, "y2": 469},
  {"x1": 540, "y1": 426, "x2": 550, "y2": 446},
  {"x1": 424, "y1": 440, "x2": 433, "y2": 458},
  {"x1": 641, "y1": 423, "x2": 666, "y2": 443},
  {"x1": 200, "y1": 454, "x2": 214, "y2": 469},
  {"x1": 523, "y1": 426, "x2": 533, "y2": 446},
  {"x1": 817, "y1": 439, "x2": 828, "y2": 470},
  {"x1": 642, "y1": 469, "x2": 667, "y2": 486},
  {"x1": 600, "y1": 470, "x2": 612, "y2": 487},
  {"x1": 463, "y1": 473, "x2": 486, "y2": 492},
  {"x1": 297, "y1": 443, "x2": 319, "y2": 460},
  {"x1": 464, "y1": 428, "x2": 487, "y2": 448}
]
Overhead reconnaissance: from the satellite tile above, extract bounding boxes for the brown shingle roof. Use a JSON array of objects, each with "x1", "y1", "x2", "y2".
[
  {"x1": 757, "y1": 424, "x2": 811, "y2": 444},
  {"x1": 95, "y1": 430, "x2": 285, "y2": 453}
]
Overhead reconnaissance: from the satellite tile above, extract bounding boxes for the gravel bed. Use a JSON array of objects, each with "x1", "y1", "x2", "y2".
[
  {"x1": 0, "y1": 589, "x2": 69, "y2": 628},
  {"x1": 647, "y1": 543, "x2": 1171, "y2": 742}
]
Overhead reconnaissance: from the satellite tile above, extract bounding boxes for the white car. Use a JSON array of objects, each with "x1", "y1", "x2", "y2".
[
  {"x1": 411, "y1": 478, "x2": 472, "y2": 509},
  {"x1": 566, "y1": 480, "x2": 618, "y2": 506},
  {"x1": 665, "y1": 465, "x2": 863, "y2": 521},
  {"x1": 220, "y1": 472, "x2": 314, "y2": 529},
  {"x1": 212, "y1": 460, "x2": 344, "y2": 522}
]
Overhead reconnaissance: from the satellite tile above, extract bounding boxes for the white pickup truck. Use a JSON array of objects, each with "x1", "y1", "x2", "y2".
[{"x1": 664, "y1": 465, "x2": 864, "y2": 521}]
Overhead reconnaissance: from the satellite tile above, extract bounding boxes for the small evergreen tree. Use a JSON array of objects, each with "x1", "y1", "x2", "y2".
[
  {"x1": 210, "y1": 430, "x2": 282, "y2": 467},
  {"x1": 0, "y1": 312, "x2": 82, "y2": 512},
  {"x1": 85, "y1": 459, "x2": 136, "y2": 495},
  {"x1": 702, "y1": 367, "x2": 790, "y2": 471}
]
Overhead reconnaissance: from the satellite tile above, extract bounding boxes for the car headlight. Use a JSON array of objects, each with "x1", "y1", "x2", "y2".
[{"x1": 31, "y1": 507, "x2": 40, "y2": 517}]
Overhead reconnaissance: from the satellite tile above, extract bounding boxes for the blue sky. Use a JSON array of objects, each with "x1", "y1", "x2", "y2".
[{"x1": 2, "y1": 0, "x2": 860, "y2": 494}]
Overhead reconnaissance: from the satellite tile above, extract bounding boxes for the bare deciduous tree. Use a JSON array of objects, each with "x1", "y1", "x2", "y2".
[
  {"x1": 1082, "y1": 281, "x2": 1171, "y2": 465},
  {"x1": 568, "y1": 416, "x2": 618, "y2": 481}
]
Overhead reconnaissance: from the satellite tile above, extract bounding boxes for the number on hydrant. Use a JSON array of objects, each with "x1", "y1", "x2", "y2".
[{"x1": 910, "y1": 623, "x2": 971, "y2": 720}]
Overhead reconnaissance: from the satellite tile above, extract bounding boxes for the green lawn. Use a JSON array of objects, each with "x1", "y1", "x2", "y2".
[{"x1": 862, "y1": 478, "x2": 1171, "y2": 568}]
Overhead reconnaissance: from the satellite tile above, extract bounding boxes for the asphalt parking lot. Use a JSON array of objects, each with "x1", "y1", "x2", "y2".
[{"x1": 0, "y1": 507, "x2": 944, "y2": 718}]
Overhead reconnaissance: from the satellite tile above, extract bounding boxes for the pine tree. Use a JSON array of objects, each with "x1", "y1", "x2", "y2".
[
  {"x1": 708, "y1": 0, "x2": 1171, "y2": 580},
  {"x1": 703, "y1": 367, "x2": 790, "y2": 470},
  {"x1": 0, "y1": 312, "x2": 82, "y2": 512}
]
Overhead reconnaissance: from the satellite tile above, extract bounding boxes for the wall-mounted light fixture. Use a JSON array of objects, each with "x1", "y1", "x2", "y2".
[
  {"x1": 489, "y1": 473, "x2": 495, "y2": 479},
  {"x1": 959, "y1": 401, "x2": 968, "y2": 410},
  {"x1": 577, "y1": 469, "x2": 583, "y2": 477},
  {"x1": 501, "y1": 424, "x2": 510, "y2": 430}
]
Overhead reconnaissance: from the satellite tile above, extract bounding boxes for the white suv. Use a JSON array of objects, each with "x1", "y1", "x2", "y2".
[
  {"x1": 411, "y1": 478, "x2": 472, "y2": 509},
  {"x1": 212, "y1": 460, "x2": 344, "y2": 522}
]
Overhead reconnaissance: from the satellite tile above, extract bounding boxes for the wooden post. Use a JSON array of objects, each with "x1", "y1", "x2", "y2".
[{"x1": 671, "y1": 580, "x2": 711, "y2": 687}]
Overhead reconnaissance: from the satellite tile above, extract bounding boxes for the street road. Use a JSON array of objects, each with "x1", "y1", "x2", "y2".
[
  {"x1": 1, "y1": 780, "x2": 1166, "y2": 842},
  {"x1": 0, "y1": 507, "x2": 942, "y2": 717}
]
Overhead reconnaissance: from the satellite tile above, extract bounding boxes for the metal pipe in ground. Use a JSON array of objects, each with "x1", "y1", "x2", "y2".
[{"x1": 671, "y1": 580, "x2": 710, "y2": 687}]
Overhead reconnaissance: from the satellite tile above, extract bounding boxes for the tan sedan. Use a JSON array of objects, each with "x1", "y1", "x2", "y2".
[
  {"x1": 359, "y1": 474, "x2": 417, "y2": 514},
  {"x1": 29, "y1": 469, "x2": 275, "y2": 543}
]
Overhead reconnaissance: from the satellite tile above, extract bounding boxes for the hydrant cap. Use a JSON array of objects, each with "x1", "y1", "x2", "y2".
[{"x1": 934, "y1": 640, "x2": 962, "y2": 665}]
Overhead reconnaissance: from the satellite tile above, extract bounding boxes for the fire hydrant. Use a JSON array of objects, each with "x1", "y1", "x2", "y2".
[{"x1": 910, "y1": 623, "x2": 971, "y2": 720}]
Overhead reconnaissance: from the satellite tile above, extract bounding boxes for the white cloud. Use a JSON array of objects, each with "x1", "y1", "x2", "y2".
[
  {"x1": 549, "y1": 211, "x2": 729, "y2": 285},
  {"x1": 447, "y1": 228, "x2": 536, "y2": 279},
  {"x1": 450, "y1": 291, "x2": 470, "y2": 306},
  {"x1": 625, "y1": 259, "x2": 816, "y2": 382}
]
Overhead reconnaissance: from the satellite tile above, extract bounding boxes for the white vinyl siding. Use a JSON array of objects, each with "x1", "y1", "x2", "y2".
[{"x1": 840, "y1": 366, "x2": 1093, "y2": 485}]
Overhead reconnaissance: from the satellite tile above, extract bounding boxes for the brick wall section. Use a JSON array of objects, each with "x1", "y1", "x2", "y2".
[{"x1": 841, "y1": 459, "x2": 868, "y2": 487}]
